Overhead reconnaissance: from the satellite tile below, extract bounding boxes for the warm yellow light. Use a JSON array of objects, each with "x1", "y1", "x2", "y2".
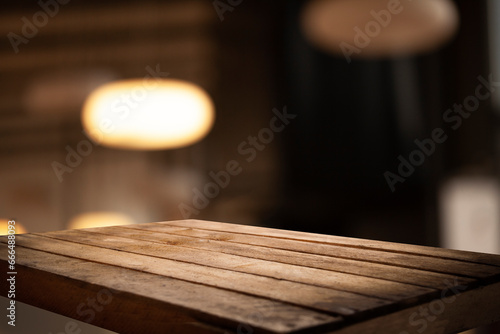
[
  {"x1": 0, "y1": 220, "x2": 27, "y2": 235},
  {"x1": 68, "y1": 212, "x2": 135, "y2": 230},
  {"x1": 82, "y1": 79, "x2": 215, "y2": 150},
  {"x1": 301, "y1": 0, "x2": 459, "y2": 58}
]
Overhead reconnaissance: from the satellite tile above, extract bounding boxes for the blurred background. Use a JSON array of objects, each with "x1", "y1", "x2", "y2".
[{"x1": 0, "y1": 0, "x2": 499, "y2": 333}]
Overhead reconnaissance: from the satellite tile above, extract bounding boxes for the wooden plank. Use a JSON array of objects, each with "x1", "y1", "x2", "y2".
[
  {"x1": 123, "y1": 221, "x2": 500, "y2": 278},
  {"x1": 2, "y1": 219, "x2": 500, "y2": 334},
  {"x1": 7, "y1": 234, "x2": 392, "y2": 316},
  {"x1": 331, "y1": 281, "x2": 500, "y2": 334},
  {"x1": 0, "y1": 242, "x2": 341, "y2": 334},
  {"x1": 94, "y1": 225, "x2": 476, "y2": 290},
  {"x1": 160, "y1": 220, "x2": 500, "y2": 267},
  {"x1": 40, "y1": 229, "x2": 436, "y2": 302}
]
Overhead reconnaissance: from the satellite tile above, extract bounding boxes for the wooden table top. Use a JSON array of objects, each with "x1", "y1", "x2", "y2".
[{"x1": 1, "y1": 220, "x2": 500, "y2": 334}]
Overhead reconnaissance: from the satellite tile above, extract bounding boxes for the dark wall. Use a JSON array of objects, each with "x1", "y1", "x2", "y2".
[{"x1": 264, "y1": 0, "x2": 495, "y2": 247}]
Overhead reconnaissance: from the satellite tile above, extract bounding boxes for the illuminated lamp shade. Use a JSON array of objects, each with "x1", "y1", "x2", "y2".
[
  {"x1": 82, "y1": 79, "x2": 215, "y2": 150},
  {"x1": 0, "y1": 220, "x2": 27, "y2": 235},
  {"x1": 301, "y1": 0, "x2": 459, "y2": 58},
  {"x1": 68, "y1": 212, "x2": 135, "y2": 230}
]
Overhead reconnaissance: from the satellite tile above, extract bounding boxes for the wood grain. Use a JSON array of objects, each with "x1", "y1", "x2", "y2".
[
  {"x1": 1, "y1": 219, "x2": 499, "y2": 334},
  {"x1": 156, "y1": 220, "x2": 500, "y2": 266},
  {"x1": 129, "y1": 221, "x2": 500, "y2": 277},
  {"x1": 7, "y1": 234, "x2": 391, "y2": 316},
  {"x1": 332, "y1": 281, "x2": 500, "y2": 334},
  {"x1": 100, "y1": 225, "x2": 476, "y2": 289},
  {"x1": 39, "y1": 229, "x2": 436, "y2": 302},
  {"x1": 0, "y1": 242, "x2": 340, "y2": 334}
]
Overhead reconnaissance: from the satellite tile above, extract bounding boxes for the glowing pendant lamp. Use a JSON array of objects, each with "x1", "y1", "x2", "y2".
[
  {"x1": 301, "y1": 0, "x2": 459, "y2": 59},
  {"x1": 82, "y1": 79, "x2": 215, "y2": 150}
]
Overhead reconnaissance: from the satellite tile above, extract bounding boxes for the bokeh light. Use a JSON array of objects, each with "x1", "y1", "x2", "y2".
[
  {"x1": 301, "y1": 0, "x2": 459, "y2": 58},
  {"x1": 67, "y1": 212, "x2": 135, "y2": 230},
  {"x1": 82, "y1": 79, "x2": 215, "y2": 150},
  {"x1": 0, "y1": 219, "x2": 27, "y2": 235}
]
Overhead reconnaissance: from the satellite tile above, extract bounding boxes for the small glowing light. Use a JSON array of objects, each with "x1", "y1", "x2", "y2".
[
  {"x1": 301, "y1": 0, "x2": 459, "y2": 58},
  {"x1": 0, "y1": 220, "x2": 27, "y2": 235},
  {"x1": 82, "y1": 79, "x2": 215, "y2": 150},
  {"x1": 68, "y1": 212, "x2": 135, "y2": 230}
]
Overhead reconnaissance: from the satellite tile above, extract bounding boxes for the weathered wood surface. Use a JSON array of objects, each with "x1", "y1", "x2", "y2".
[{"x1": 1, "y1": 219, "x2": 499, "y2": 334}]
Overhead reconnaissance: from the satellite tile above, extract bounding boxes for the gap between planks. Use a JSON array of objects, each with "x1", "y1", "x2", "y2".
[
  {"x1": 0, "y1": 243, "x2": 341, "y2": 334},
  {"x1": 32, "y1": 228, "x2": 438, "y2": 303},
  {"x1": 3, "y1": 234, "x2": 394, "y2": 318},
  {"x1": 113, "y1": 223, "x2": 500, "y2": 279},
  {"x1": 78, "y1": 225, "x2": 479, "y2": 291},
  {"x1": 153, "y1": 220, "x2": 500, "y2": 267}
]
